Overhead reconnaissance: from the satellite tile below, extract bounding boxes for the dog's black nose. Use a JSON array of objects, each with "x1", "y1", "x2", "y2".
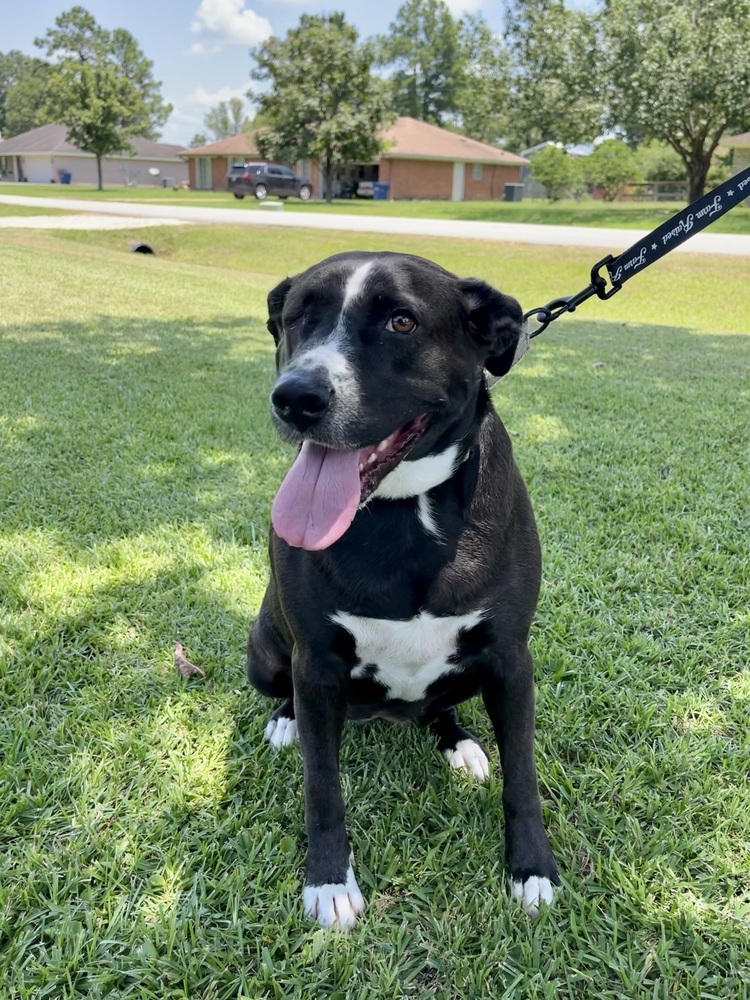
[{"x1": 271, "y1": 373, "x2": 333, "y2": 429}]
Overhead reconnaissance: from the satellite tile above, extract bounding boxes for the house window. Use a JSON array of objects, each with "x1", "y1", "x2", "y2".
[{"x1": 472, "y1": 164, "x2": 483, "y2": 181}]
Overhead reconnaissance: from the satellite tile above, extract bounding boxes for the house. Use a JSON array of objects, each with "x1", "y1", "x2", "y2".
[
  {"x1": 180, "y1": 117, "x2": 528, "y2": 201},
  {"x1": 725, "y1": 130, "x2": 750, "y2": 204},
  {"x1": 375, "y1": 117, "x2": 528, "y2": 201},
  {"x1": 0, "y1": 122, "x2": 188, "y2": 187},
  {"x1": 182, "y1": 132, "x2": 266, "y2": 191}
]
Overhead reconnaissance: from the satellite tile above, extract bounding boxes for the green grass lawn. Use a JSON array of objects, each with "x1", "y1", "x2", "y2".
[
  {"x1": 3, "y1": 181, "x2": 750, "y2": 234},
  {"x1": 1, "y1": 225, "x2": 749, "y2": 998}
]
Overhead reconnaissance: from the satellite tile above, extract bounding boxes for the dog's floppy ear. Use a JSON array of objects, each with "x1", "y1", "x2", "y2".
[
  {"x1": 267, "y1": 276, "x2": 294, "y2": 345},
  {"x1": 460, "y1": 278, "x2": 528, "y2": 378}
]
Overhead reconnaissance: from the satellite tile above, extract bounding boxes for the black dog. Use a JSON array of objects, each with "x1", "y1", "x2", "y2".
[{"x1": 248, "y1": 251, "x2": 558, "y2": 928}]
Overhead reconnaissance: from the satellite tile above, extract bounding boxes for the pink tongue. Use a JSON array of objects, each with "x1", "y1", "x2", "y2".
[{"x1": 271, "y1": 440, "x2": 362, "y2": 550}]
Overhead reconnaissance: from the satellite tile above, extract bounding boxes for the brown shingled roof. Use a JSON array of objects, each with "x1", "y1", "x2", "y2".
[
  {"x1": 0, "y1": 122, "x2": 185, "y2": 159},
  {"x1": 381, "y1": 117, "x2": 528, "y2": 165},
  {"x1": 180, "y1": 132, "x2": 262, "y2": 157},
  {"x1": 180, "y1": 118, "x2": 527, "y2": 165}
]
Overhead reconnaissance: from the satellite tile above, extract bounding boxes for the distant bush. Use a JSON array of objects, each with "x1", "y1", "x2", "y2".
[
  {"x1": 530, "y1": 146, "x2": 583, "y2": 201},
  {"x1": 635, "y1": 140, "x2": 686, "y2": 182},
  {"x1": 583, "y1": 139, "x2": 641, "y2": 200}
]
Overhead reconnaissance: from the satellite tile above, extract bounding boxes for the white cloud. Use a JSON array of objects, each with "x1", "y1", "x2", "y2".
[
  {"x1": 188, "y1": 85, "x2": 249, "y2": 107},
  {"x1": 191, "y1": 0, "x2": 272, "y2": 49}
]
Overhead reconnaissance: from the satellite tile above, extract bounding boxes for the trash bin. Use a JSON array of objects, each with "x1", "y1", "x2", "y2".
[
  {"x1": 162, "y1": 177, "x2": 176, "y2": 188},
  {"x1": 504, "y1": 183, "x2": 524, "y2": 202},
  {"x1": 373, "y1": 182, "x2": 391, "y2": 201},
  {"x1": 59, "y1": 170, "x2": 72, "y2": 185}
]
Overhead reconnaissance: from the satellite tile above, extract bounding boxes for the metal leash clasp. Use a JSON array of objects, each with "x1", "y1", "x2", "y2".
[{"x1": 524, "y1": 254, "x2": 621, "y2": 338}]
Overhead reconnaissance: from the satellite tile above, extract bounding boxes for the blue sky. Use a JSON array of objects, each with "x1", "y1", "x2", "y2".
[{"x1": 4, "y1": 1, "x2": 507, "y2": 146}]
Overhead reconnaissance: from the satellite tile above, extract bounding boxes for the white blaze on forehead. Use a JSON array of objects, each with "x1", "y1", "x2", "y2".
[
  {"x1": 287, "y1": 342, "x2": 351, "y2": 377},
  {"x1": 277, "y1": 260, "x2": 377, "y2": 408},
  {"x1": 342, "y1": 260, "x2": 376, "y2": 312}
]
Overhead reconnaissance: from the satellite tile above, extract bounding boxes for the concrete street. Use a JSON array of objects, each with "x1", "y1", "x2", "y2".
[{"x1": 1, "y1": 192, "x2": 749, "y2": 256}]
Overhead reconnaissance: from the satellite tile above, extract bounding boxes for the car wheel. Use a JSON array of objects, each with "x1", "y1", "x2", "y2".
[
  {"x1": 233, "y1": 193, "x2": 245, "y2": 199},
  {"x1": 255, "y1": 184, "x2": 268, "y2": 201},
  {"x1": 298, "y1": 185, "x2": 312, "y2": 201}
]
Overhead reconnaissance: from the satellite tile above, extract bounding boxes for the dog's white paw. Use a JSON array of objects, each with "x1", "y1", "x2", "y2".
[
  {"x1": 303, "y1": 865, "x2": 365, "y2": 930},
  {"x1": 444, "y1": 738, "x2": 490, "y2": 781},
  {"x1": 511, "y1": 875, "x2": 556, "y2": 918},
  {"x1": 264, "y1": 715, "x2": 298, "y2": 748}
]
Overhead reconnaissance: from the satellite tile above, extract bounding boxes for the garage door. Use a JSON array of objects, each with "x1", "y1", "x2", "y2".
[{"x1": 26, "y1": 157, "x2": 54, "y2": 184}]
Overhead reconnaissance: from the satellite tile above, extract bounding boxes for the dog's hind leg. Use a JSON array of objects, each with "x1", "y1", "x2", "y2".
[
  {"x1": 425, "y1": 707, "x2": 490, "y2": 782},
  {"x1": 264, "y1": 698, "x2": 297, "y2": 748}
]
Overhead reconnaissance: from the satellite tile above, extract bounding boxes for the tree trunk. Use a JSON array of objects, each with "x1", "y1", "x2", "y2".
[
  {"x1": 96, "y1": 153, "x2": 103, "y2": 192},
  {"x1": 686, "y1": 151, "x2": 710, "y2": 202}
]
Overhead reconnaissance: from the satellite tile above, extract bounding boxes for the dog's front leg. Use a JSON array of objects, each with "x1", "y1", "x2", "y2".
[
  {"x1": 482, "y1": 643, "x2": 559, "y2": 917},
  {"x1": 293, "y1": 654, "x2": 364, "y2": 930}
]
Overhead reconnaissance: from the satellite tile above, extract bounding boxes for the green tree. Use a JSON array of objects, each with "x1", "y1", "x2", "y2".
[
  {"x1": 504, "y1": 0, "x2": 602, "y2": 151},
  {"x1": 377, "y1": 0, "x2": 461, "y2": 124},
  {"x1": 0, "y1": 51, "x2": 54, "y2": 138},
  {"x1": 249, "y1": 13, "x2": 392, "y2": 203},
  {"x1": 582, "y1": 139, "x2": 640, "y2": 200},
  {"x1": 451, "y1": 15, "x2": 511, "y2": 145},
  {"x1": 190, "y1": 97, "x2": 252, "y2": 146},
  {"x1": 35, "y1": 6, "x2": 171, "y2": 190},
  {"x1": 530, "y1": 145, "x2": 583, "y2": 200},
  {"x1": 602, "y1": 0, "x2": 750, "y2": 200}
]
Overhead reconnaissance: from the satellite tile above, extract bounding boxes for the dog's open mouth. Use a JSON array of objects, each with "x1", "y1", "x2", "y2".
[{"x1": 272, "y1": 414, "x2": 428, "y2": 551}]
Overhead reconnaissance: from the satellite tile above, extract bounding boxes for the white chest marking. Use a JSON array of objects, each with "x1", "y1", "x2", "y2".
[
  {"x1": 331, "y1": 609, "x2": 484, "y2": 702},
  {"x1": 416, "y1": 493, "x2": 442, "y2": 539},
  {"x1": 373, "y1": 444, "x2": 459, "y2": 500}
]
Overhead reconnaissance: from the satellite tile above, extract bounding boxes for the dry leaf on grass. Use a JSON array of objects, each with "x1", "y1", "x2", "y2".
[{"x1": 174, "y1": 641, "x2": 205, "y2": 678}]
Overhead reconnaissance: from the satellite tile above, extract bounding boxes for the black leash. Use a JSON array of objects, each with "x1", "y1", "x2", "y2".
[{"x1": 524, "y1": 166, "x2": 750, "y2": 339}]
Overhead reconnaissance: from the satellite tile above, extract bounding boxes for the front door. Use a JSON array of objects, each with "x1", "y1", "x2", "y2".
[
  {"x1": 452, "y1": 161, "x2": 465, "y2": 202},
  {"x1": 196, "y1": 157, "x2": 211, "y2": 190}
]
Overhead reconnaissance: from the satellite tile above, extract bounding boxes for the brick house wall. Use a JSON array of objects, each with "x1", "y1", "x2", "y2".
[
  {"x1": 212, "y1": 157, "x2": 228, "y2": 190},
  {"x1": 380, "y1": 159, "x2": 453, "y2": 199},
  {"x1": 464, "y1": 164, "x2": 523, "y2": 200},
  {"x1": 378, "y1": 158, "x2": 522, "y2": 200}
]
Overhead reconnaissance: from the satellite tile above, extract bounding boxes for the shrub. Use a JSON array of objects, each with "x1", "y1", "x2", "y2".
[
  {"x1": 530, "y1": 145, "x2": 583, "y2": 201},
  {"x1": 636, "y1": 139, "x2": 686, "y2": 182},
  {"x1": 583, "y1": 138, "x2": 641, "y2": 200}
]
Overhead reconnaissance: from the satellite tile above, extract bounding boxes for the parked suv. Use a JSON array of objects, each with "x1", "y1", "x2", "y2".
[{"x1": 226, "y1": 162, "x2": 313, "y2": 201}]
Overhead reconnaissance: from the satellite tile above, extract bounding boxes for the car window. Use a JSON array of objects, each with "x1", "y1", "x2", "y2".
[
  {"x1": 280, "y1": 168, "x2": 296, "y2": 178},
  {"x1": 267, "y1": 166, "x2": 283, "y2": 176}
]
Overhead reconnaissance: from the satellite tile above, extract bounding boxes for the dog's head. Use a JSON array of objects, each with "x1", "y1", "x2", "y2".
[{"x1": 266, "y1": 251, "x2": 526, "y2": 550}]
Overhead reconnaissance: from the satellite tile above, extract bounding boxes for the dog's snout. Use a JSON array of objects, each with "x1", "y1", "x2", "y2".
[{"x1": 271, "y1": 373, "x2": 334, "y2": 429}]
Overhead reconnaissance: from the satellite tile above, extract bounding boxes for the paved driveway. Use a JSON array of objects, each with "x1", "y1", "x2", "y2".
[{"x1": 1, "y1": 192, "x2": 749, "y2": 256}]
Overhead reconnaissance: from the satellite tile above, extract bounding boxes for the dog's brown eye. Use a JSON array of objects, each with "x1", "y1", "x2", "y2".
[{"x1": 387, "y1": 311, "x2": 417, "y2": 334}]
